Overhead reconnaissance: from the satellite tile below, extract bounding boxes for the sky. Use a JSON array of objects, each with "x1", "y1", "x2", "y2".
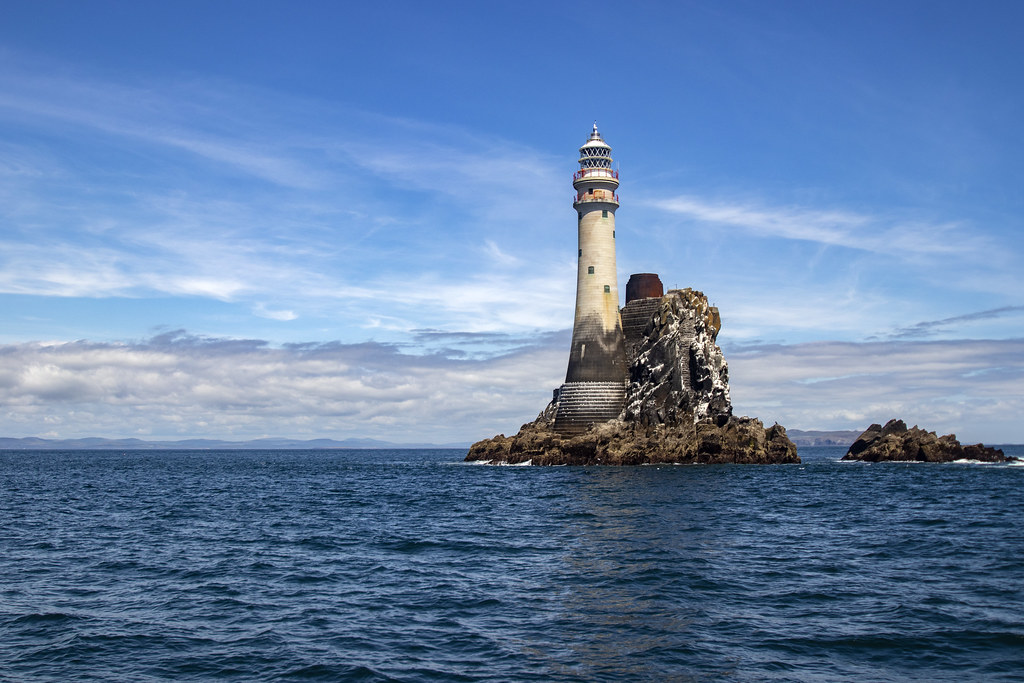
[{"x1": 1, "y1": 0, "x2": 1022, "y2": 444}]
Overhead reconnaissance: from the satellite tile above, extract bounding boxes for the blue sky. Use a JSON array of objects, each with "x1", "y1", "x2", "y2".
[{"x1": 2, "y1": 0, "x2": 1022, "y2": 443}]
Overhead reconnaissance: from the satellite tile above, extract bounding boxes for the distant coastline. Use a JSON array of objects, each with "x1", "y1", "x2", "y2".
[
  {"x1": 785, "y1": 430, "x2": 863, "y2": 447},
  {"x1": 4, "y1": 432, "x2": 1012, "y2": 451},
  {"x1": 0, "y1": 436, "x2": 471, "y2": 450}
]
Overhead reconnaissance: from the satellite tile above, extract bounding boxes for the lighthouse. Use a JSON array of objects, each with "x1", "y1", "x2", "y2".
[{"x1": 553, "y1": 124, "x2": 628, "y2": 435}]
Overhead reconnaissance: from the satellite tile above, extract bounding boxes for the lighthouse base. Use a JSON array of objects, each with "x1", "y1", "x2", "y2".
[{"x1": 552, "y1": 381, "x2": 626, "y2": 435}]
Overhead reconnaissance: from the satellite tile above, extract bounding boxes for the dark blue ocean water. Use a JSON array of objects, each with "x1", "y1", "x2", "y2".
[{"x1": 1, "y1": 446, "x2": 1022, "y2": 682}]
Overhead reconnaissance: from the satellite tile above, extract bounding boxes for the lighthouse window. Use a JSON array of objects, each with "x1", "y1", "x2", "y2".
[
  {"x1": 587, "y1": 266, "x2": 595, "y2": 275},
  {"x1": 602, "y1": 210, "x2": 608, "y2": 218},
  {"x1": 588, "y1": 188, "x2": 594, "y2": 195},
  {"x1": 578, "y1": 249, "x2": 582, "y2": 257},
  {"x1": 604, "y1": 285, "x2": 611, "y2": 293}
]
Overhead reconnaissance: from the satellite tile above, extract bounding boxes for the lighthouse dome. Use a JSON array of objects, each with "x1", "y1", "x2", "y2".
[
  {"x1": 580, "y1": 122, "x2": 610, "y2": 150},
  {"x1": 578, "y1": 123, "x2": 613, "y2": 168}
]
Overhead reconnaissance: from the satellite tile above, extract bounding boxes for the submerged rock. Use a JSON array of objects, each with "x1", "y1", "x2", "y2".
[
  {"x1": 468, "y1": 288, "x2": 799, "y2": 466},
  {"x1": 841, "y1": 419, "x2": 1011, "y2": 463}
]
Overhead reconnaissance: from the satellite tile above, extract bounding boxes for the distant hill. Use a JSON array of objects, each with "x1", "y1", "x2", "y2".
[
  {"x1": 786, "y1": 429, "x2": 863, "y2": 447},
  {"x1": 0, "y1": 436, "x2": 471, "y2": 450}
]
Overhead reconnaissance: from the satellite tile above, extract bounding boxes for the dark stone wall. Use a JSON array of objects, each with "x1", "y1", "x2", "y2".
[
  {"x1": 621, "y1": 297, "x2": 662, "y2": 363},
  {"x1": 564, "y1": 313, "x2": 628, "y2": 383}
]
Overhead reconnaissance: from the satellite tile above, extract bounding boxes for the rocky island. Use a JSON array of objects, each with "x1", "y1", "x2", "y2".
[
  {"x1": 468, "y1": 126, "x2": 798, "y2": 466},
  {"x1": 468, "y1": 127, "x2": 1009, "y2": 467},
  {"x1": 467, "y1": 288, "x2": 799, "y2": 465},
  {"x1": 841, "y1": 419, "x2": 1012, "y2": 463}
]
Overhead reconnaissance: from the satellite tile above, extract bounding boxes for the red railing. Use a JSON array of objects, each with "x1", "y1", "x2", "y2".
[
  {"x1": 574, "y1": 193, "x2": 620, "y2": 204},
  {"x1": 573, "y1": 168, "x2": 619, "y2": 181}
]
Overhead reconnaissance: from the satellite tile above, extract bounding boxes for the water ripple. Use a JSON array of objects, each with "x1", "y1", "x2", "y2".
[{"x1": 1, "y1": 446, "x2": 1022, "y2": 681}]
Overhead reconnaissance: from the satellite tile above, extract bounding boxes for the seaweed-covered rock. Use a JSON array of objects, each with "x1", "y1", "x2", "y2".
[
  {"x1": 466, "y1": 413, "x2": 799, "y2": 466},
  {"x1": 842, "y1": 419, "x2": 1010, "y2": 463}
]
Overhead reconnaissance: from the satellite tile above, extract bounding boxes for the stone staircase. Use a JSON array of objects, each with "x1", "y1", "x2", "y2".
[
  {"x1": 621, "y1": 296, "x2": 662, "y2": 361},
  {"x1": 553, "y1": 381, "x2": 626, "y2": 435}
]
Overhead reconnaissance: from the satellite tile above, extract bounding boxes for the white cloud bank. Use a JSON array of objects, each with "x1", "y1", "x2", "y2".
[
  {"x1": 0, "y1": 332, "x2": 566, "y2": 444},
  {"x1": 1, "y1": 333, "x2": 1021, "y2": 444},
  {"x1": 728, "y1": 338, "x2": 1024, "y2": 444}
]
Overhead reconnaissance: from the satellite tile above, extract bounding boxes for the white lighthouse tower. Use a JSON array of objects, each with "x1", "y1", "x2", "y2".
[{"x1": 553, "y1": 124, "x2": 628, "y2": 435}]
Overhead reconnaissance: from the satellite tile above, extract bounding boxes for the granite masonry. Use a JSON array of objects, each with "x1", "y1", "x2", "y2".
[
  {"x1": 467, "y1": 125, "x2": 798, "y2": 466},
  {"x1": 467, "y1": 286, "x2": 798, "y2": 465}
]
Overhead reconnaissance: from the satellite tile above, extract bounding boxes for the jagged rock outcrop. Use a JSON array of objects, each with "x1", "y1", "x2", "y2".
[
  {"x1": 623, "y1": 288, "x2": 731, "y2": 426},
  {"x1": 467, "y1": 288, "x2": 798, "y2": 465},
  {"x1": 842, "y1": 419, "x2": 1011, "y2": 463}
]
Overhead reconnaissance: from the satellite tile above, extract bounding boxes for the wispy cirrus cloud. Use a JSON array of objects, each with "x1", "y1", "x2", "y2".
[
  {"x1": 887, "y1": 305, "x2": 1024, "y2": 339},
  {"x1": 646, "y1": 194, "x2": 986, "y2": 257},
  {"x1": 4, "y1": 56, "x2": 1016, "y2": 354},
  {"x1": 0, "y1": 60, "x2": 580, "y2": 342}
]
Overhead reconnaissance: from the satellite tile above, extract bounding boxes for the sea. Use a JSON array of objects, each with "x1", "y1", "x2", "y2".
[{"x1": 1, "y1": 446, "x2": 1022, "y2": 682}]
